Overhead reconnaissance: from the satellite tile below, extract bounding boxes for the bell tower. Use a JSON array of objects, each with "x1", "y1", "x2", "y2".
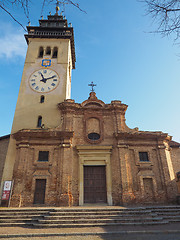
[
  {"x1": 1, "y1": 10, "x2": 75, "y2": 192},
  {"x1": 13, "y1": 12, "x2": 75, "y2": 132}
]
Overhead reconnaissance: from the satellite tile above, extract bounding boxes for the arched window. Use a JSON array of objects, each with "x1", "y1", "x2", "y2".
[
  {"x1": 46, "y1": 47, "x2": 51, "y2": 55},
  {"x1": 37, "y1": 116, "x2": 42, "y2": 127},
  {"x1": 40, "y1": 95, "x2": 45, "y2": 103},
  {"x1": 38, "y1": 47, "x2": 44, "y2": 58},
  {"x1": 52, "y1": 47, "x2": 58, "y2": 58}
]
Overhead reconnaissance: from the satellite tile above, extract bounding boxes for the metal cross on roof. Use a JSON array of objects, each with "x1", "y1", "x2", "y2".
[
  {"x1": 55, "y1": 0, "x2": 60, "y2": 14},
  {"x1": 88, "y1": 81, "x2": 97, "y2": 92},
  {"x1": 56, "y1": 0, "x2": 69, "y2": 14}
]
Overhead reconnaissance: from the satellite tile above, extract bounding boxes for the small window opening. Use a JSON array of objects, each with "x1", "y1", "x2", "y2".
[
  {"x1": 40, "y1": 95, "x2": 45, "y2": 103},
  {"x1": 37, "y1": 116, "x2": 42, "y2": 127},
  {"x1": 88, "y1": 132, "x2": 100, "y2": 141},
  {"x1": 139, "y1": 152, "x2": 149, "y2": 162},
  {"x1": 38, "y1": 47, "x2": 44, "y2": 58},
  {"x1": 38, "y1": 151, "x2": 49, "y2": 162},
  {"x1": 46, "y1": 47, "x2": 51, "y2": 55},
  {"x1": 52, "y1": 47, "x2": 58, "y2": 58}
]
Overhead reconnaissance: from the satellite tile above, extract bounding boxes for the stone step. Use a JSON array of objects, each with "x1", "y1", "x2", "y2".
[
  {"x1": 43, "y1": 214, "x2": 180, "y2": 221},
  {"x1": 44, "y1": 214, "x2": 156, "y2": 220},
  {"x1": 0, "y1": 218, "x2": 38, "y2": 223},
  {"x1": 0, "y1": 214, "x2": 44, "y2": 219},
  {"x1": 51, "y1": 209, "x2": 180, "y2": 214},
  {"x1": 47, "y1": 211, "x2": 180, "y2": 217},
  {"x1": 0, "y1": 222, "x2": 32, "y2": 227},
  {"x1": 0, "y1": 211, "x2": 49, "y2": 216},
  {"x1": 156, "y1": 212, "x2": 180, "y2": 216},
  {"x1": 0, "y1": 209, "x2": 51, "y2": 212},
  {"x1": 37, "y1": 217, "x2": 167, "y2": 224},
  {"x1": 151, "y1": 209, "x2": 180, "y2": 213},
  {"x1": 33, "y1": 221, "x2": 170, "y2": 228},
  {"x1": 48, "y1": 210, "x2": 154, "y2": 216}
]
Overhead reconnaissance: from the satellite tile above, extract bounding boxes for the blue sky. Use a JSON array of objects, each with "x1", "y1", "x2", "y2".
[{"x1": 0, "y1": 0, "x2": 180, "y2": 142}]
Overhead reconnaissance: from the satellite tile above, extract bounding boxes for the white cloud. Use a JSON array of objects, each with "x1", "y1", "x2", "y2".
[{"x1": 0, "y1": 24, "x2": 27, "y2": 59}]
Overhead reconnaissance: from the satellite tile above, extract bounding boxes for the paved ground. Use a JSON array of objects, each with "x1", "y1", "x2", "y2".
[
  {"x1": 1, "y1": 223, "x2": 180, "y2": 234},
  {"x1": 0, "y1": 224, "x2": 180, "y2": 239},
  {"x1": 0, "y1": 233, "x2": 180, "y2": 240}
]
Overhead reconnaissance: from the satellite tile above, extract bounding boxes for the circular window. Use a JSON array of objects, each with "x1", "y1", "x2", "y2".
[{"x1": 88, "y1": 132, "x2": 100, "y2": 141}]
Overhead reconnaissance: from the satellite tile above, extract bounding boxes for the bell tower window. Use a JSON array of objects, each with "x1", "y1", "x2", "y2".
[
  {"x1": 52, "y1": 47, "x2": 58, "y2": 58},
  {"x1": 38, "y1": 47, "x2": 44, "y2": 58},
  {"x1": 46, "y1": 47, "x2": 51, "y2": 55},
  {"x1": 37, "y1": 116, "x2": 42, "y2": 127},
  {"x1": 40, "y1": 95, "x2": 45, "y2": 103}
]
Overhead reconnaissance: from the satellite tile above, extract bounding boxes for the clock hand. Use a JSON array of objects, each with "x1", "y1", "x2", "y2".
[
  {"x1": 39, "y1": 72, "x2": 47, "y2": 83},
  {"x1": 43, "y1": 75, "x2": 56, "y2": 81},
  {"x1": 40, "y1": 72, "x2": 45, "y2": 79}
]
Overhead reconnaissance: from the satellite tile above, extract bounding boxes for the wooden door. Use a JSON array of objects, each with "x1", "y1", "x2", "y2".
[
  {"x1": 33, "y1": 179, "x2": 46, "y2": 204},
  {"x1": 84, "y1": 166, "x2": 107, "y2": 203},
  {"x1": 143, "y1": 178, "x2": 155, "y2": 202}
]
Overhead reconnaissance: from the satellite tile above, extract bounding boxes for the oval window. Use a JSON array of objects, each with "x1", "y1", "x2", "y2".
[{"x1": 88, "y1": 132, "x2": 100, "y2": 141}]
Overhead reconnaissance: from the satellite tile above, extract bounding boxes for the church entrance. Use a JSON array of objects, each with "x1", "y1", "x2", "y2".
[
  {"x1": 33, "y1": 179, "x2": 46, "y2": 204},
  {"x1": 84, "y1": 166, "x2": 107, "y2": 203}
]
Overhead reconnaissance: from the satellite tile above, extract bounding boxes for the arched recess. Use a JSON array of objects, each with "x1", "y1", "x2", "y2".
[
  {"x1": 40, "y1": 95, "x2": 45, "y2": 103},
  {"x1": 52, "y1": 47, "x2": 58, "y2": 58},
  {"x1": 85, "y1": 117, "x2": 103, "y2": 143},
  {"x1": 46, "y1": 47, "x2": 51, "y2": 55},
  {"x1": 37, "y1": 116, "x2": 42, "y2": 127},
  {"x1": 38, "y1": 47, "x2": 44, "y2": 58}
]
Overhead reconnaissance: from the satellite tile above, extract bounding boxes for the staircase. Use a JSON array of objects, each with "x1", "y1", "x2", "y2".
[{"x1": 0, "y1": 206, "x2": 180, "y2": 228}]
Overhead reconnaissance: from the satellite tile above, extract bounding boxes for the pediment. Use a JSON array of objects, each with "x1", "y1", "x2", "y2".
[{"x1": 81, "y1": 92, "x2": 105, "y2": 108}]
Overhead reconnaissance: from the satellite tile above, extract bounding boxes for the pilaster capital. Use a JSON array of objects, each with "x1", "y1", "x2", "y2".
[
  {"x1": 157, "y1": 145, "x2": 166, "y2": 149},
  {"x1": 117, "y1": 144, "x2": 129, "y2": 149}
]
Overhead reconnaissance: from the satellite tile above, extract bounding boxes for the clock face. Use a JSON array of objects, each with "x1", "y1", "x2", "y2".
[{"x1": 29, "y1": 69, "x2": 59, "y2": 93}]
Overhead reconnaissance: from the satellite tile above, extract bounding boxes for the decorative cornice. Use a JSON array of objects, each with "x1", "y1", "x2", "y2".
[
  {"x1": 13, "y1": 129, "x2": 73, "y2": 141},
  {"x1": 115, "y1": 131, "x2": 171, "y2": 141},
  {"x1": 58, "y1": 95, "x2": 128, "y2": 114}
]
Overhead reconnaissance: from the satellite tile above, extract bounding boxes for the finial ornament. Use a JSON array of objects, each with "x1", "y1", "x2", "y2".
[
  {"x1": 88, "y1": 81, "x2": 97, "y2": 92},
  {"x1": 56, "y1": 0, "x2": 60, "y2": 15}
]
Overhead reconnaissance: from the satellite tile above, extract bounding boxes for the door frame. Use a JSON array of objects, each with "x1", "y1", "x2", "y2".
[{"x1": 76, "y1": 146, "x2": 113, "y2": 206}]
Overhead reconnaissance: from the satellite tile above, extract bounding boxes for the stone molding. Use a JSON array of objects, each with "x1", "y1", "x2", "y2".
[{"x1": 76, "y1": 145, "x2": 113, "y2": 206}]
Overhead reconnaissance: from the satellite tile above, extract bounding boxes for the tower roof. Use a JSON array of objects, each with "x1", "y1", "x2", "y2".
[{"x1": 25, "y1": 14, "x2": 76, "y2": 69}]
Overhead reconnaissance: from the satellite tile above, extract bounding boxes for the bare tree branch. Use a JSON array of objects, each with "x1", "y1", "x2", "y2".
[
  {"x1": 140, "y1": 0, "x2": 180, "y2": 40},
  {"x1": 65, "y1": 0, "x2": 86, "y2": 13},
  {"x1": 0, "y1": 3, "x2": 27, "y2": 31},
  {"x1": 0, "y1": 0, "x2": 85, "y2": 31}
]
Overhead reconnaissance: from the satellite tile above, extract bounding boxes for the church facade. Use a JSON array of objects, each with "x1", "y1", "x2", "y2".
[{"x1": 1, "y1": 11, "x2": 180, "y2": 207}]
